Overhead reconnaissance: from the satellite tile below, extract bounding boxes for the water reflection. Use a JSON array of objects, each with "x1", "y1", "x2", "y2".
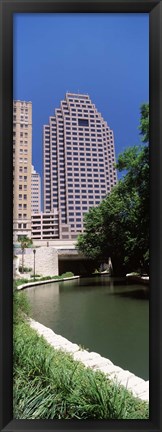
[{"x1": 114, "y1": 287, "x2": 149, "y2": 300}]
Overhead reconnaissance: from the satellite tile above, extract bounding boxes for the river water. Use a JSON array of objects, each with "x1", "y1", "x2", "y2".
[{"x1": 25, "y1": 276, "x2": 149, "y2": 380}]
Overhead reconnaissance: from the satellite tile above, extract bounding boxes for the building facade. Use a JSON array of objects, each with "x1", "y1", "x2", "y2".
[
  {"x1": 31, "y1": 210, "x2": 59, "y2": 240},
  {"x1": 13, "y1": 100, "x2": 32, "y2": 242},
  {"x1": 31, "y1": 165, "x2": 41, "y2": 213},
  {"x1": 43, "y1": 93, "x2": 117, "y2": 240}
]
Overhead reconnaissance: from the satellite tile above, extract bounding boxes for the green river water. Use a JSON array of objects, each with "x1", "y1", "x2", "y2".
[{"x1": 25, "y1": 276, "x2": 149, "y2": 380}]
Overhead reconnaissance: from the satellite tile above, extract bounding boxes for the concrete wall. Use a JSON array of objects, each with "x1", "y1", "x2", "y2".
[
  {"x1": 20, "y1": 247, "x2": 58, "y2": 277},
  {"x1": 32, "y1": 239, "x2": 76, "y2": 248}
]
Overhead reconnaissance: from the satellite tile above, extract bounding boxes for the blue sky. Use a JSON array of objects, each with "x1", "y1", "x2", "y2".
[{"x1": 13, "y1": 13, "x2": 149, "y2": 181}]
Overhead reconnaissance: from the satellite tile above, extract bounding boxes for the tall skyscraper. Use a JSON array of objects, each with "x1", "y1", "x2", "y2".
[
  {"x1": 43, "y1": 93, "x2": 117, "y2": 240},
  {"x1": 31, "y1": 165, "x2": 41, "y2": 213},
  {"x1": 13, "y1": 100, "x2": 32, "y2": 242}
]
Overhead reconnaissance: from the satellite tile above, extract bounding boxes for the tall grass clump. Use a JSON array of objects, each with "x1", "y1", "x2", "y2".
[{"x1": 13, "y1": 287, "x2": 30, "y2": 324}]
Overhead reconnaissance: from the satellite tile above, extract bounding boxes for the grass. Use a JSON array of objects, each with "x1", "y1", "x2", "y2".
[
  {"x1": 13, "y1": 289, "x2": 149, "y2": 420},
  {"x1": 16, "y1": 271, "x2": 75, "y2": 285}
]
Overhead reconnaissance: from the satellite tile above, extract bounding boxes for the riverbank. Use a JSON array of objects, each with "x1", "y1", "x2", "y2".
[
  {"x1": 126, "y1": 273, "x2": 149, "y2": 285},
  {"x1": 29, "y1": 317, "x2": 149, "y2": 402},
  {"x1": 13, "y1": 289, "x2": 149, "y2": 419},
  {"x1": 16, "y1": 274, "x2": 149, "y2": 381},
  {"x1": 17, "y1": 275, "x2": 80, "y2": 290}
]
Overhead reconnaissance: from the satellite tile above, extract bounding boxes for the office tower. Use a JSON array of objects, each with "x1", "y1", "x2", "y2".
[
  {"x1": 13, "y1": 100, "x2": 32, "y2": 242},
  {"x1": 43, "y1": 93, "x2": 117, "y2": 240},
  {"x1": 31, "y1": 165, "x2": 41, "y2": 213}
]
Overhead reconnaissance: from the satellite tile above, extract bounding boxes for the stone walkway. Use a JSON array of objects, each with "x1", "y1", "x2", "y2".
[{"x1": 29, "y1": 318, "x2": 149, "y2": 402}]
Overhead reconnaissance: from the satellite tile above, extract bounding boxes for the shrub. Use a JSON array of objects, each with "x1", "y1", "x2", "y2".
[
  {"x1": 13, "y1": 290, "x2": 31, "y2": 324},
  {"x1": 15, "y1": 278, "x2": 30, "y2": 286},
  {"x1": 61, "y1": 272, "x2": 74, "y2": 278},
  {"x1": 19, "y1": 266, "x2": 32, "y2": 273}
]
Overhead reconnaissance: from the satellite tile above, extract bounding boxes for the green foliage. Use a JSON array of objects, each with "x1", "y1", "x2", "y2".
[
  {"x1": 61, "y1": 272, "x2": 74, "y2": 278},
  {"x1": 15, "y1": 278, "x2": 30, "y2": 286},
  {"x1": 13, "y1": 317, "x2": 149, "y2": 419},
  {"x1": 19, "y1": 266, "x2": 32, "y2": 273},
  {"x1": 77, "y1": 104, "x2": 149, "y2": 275},
  {"x1": 13, "y1": 290, "x2": 31, "y2": 324},
  {"x1": 138, "y1": 103, "x2": 149, "y2": 143},
  {"x1": 15, "y1": 273, "x2": 75, "y2": 286},
  {"x1": 18, "y1": 235, "x2": 33, "y2": 250},
  {"x1": 18, "y1": 236, "x2": 33, "y2": 275}
]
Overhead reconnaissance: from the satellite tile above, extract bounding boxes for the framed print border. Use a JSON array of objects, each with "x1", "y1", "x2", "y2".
[{"x1": 0, "y1": 1, "x2": 162, "y2": 431}]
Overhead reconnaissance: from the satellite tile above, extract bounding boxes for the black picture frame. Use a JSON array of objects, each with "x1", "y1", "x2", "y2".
[{"x1": 0, "y1": 1, "x2": 162, "y2": 431}]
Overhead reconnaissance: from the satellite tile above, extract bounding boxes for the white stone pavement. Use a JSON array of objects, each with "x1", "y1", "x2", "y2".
[{"x1": 29, "y1": 318, "x2": 149, "y2": 403}]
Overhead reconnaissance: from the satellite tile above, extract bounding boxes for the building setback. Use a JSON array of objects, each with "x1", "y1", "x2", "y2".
[
  {"x1": 43, "y1": 93, "x2": 117, "y2": 240},
  {"x1": 31, "y1": 165, "x2": 41, "y2": 213},
  {"x1": 13, "y1": 100, "x2": 32, "y2": 242}
]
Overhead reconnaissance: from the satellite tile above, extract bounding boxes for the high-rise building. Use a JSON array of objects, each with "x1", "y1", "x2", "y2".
[
  {"x1": 13, "y1": 100, "x2": 32, "y2": 242},
  {"x1": 43, "y1": 93, "x2": 117, "y2": 240},
  {"x1": 31, "y1": 165, "x2": 41, "y2": 213}
]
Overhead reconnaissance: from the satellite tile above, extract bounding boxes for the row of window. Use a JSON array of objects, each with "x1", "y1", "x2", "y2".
[
  {"x1": 13, "y1": 124, "x2": 29, "y2": 129},
  {"x1": 19, "y1": 185, "x2": 27, "y2": 191},
  {"x1": 13, "y1": 115, "x2": 28, "y2": 120},
  {"x1": 18, "y1": 194, "x2": 27, "y2": 200},
  {"x1": 13, "y1": 107, "x2": 29, "y2": 112},
  {"x1": 13, "y1": 132, "x2": 28, "y2": 138},
  {"x1": 18, "y1": 203, "x2": 27, "y2": 209},
  {"x1": 18, "y1": 223, "x2": 27, "y2": 229},
  {"x1": 18, "y1": 213, "x2": 27, "y2": 218},
  {"x1": 19, "y1": 167, "x2": 28, "y2": 173},
  {"x1": 19, "y1": 149, "x2": 28, "y2": 154},
  {"x1": 19, "y1": 175, "x2": 27, "y2": 181}
]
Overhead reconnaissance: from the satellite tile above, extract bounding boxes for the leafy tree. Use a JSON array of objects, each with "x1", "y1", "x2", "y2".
[
  {"x1": 77, "y1": 104, "x2": 149, "y2": 275},
  {"x1": 139, "y1": 103, "x2": 149, "y2": 143},
  {"x1": 18, "y1": 236, "x2": 33, "y2": 274}
]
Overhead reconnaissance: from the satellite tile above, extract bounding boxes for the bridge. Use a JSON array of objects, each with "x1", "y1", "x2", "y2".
[{"x1": 14, "y1": 240, "x2": 97, "y2": 276}]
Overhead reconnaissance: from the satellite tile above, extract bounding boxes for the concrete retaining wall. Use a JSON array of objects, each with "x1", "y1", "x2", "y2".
[
  {"x1": 29, "y1": 318, "x2": 149, "y2": 403},
  {"x1": 20, "y1": 247, "x2": 58, "y2": 277}
]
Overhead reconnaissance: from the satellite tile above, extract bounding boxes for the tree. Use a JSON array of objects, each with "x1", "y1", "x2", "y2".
[
  {"x1": 77, "y1": 103, "x2": 149, "y2": 275},
  {"x1": 19, "y1": 236, "x2": 33, "y2": 274}
]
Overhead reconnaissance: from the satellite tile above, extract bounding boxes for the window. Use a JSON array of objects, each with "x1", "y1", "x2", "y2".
[{"x1": 78, "y1": 119, "x2": 89, "y2": 127}]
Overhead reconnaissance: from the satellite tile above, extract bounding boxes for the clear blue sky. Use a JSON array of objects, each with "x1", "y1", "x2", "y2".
[{"x1": 13, "y1": 13, "x2": 149, "y2": 181}]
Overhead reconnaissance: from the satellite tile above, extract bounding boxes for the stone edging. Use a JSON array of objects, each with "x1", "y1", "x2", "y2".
[
  {"x1": 17, "y1": 275, "x2": 80, "y2": 290},
  {"x1": 29, "y1": 318, "x2": 149, "y2": 403},
  {"x1": 126, "y1": 274, "x2": 149, "y2": 284}
]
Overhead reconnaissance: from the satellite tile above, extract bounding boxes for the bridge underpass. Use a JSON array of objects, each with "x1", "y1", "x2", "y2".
[{"x1": 58, "y1": 249, "x2": 97, "y2": 276}]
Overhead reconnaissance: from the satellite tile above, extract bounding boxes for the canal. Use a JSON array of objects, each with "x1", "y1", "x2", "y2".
[{"x1": 25, "y1": 276, "x2": 149, "y2": 380}]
